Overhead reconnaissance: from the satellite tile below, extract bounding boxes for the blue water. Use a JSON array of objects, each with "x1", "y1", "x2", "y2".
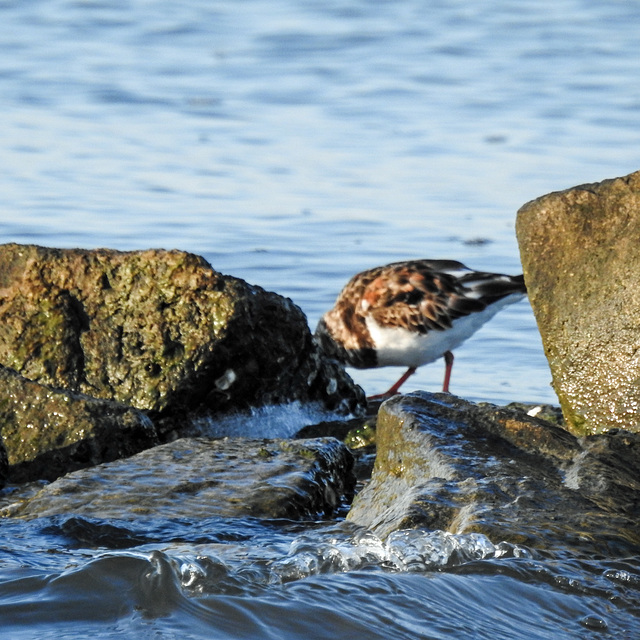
[
  {"x1": 2, "y1": 0, "x2": 640, "y2": 637},
  {"x1": 6, "y1": 0, "x2": 640, "y2": 403}
]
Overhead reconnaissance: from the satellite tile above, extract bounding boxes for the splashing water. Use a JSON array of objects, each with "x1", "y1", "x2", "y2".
[{"x1": 191, "y1": 401, "x2": 351, "y2": 440}]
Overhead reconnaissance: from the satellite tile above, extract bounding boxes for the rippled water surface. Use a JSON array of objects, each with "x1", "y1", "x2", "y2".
[
  {"x1": 1, "y1": 514, "x2": 639, "y2": 639},
  {"x1": 2, "y1": 0, "x2": 640, "y2": 637},
  {"x1": 5, "y1": 0, "x2": 640, "y2": 403}
]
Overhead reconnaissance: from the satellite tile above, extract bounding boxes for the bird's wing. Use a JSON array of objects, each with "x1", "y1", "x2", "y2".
[{"x1": 360, "y1": 261, "x2": 486, "y2": 334}]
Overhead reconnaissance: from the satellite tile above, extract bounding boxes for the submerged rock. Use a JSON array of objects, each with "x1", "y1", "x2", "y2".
[
  {"x1": 0, "y1": 364, "x2": 159, "y2": 483},
  {"x1": 347, "y1": 393, "x2": 640, "y2": 555},
  {"x1": 0, "y1": 244, "x2": 364, "y2": 421},
  {"x1": 12, "y1": 436, "x2": 355, "y2": 521},
  {"x1": 517, "y1": 170, "x2": 640, "y2": 435}
]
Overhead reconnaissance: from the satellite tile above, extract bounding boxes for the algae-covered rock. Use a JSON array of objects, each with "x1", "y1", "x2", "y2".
[
  {"x1": 0, "y1": 364, "x2": 159, "y2": 483},
  {"x1": 516, "y1": 170, "x2": 640, "y2": 435},
  {"x1": 0, "y1": 436, "x2": 7, "y2": 490},
  {"x1": 295, "y1": 412, "x2": 379, "y2": 484},
  {"x1": 12, "y1": 436, "x2": 355, "y2": 521},
  {"x1": 0, "y1": 244, "x2": 364, "y2": 423},
  {"x1": 347, "y1": 392, "x2": 640, "y2": 555}
]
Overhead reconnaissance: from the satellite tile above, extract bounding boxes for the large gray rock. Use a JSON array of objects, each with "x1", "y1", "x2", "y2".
[
  {"x1": 347, "y1": 393, "x2": 640, "y2": 555},
  {"x1": 12, "y1": 436, "x2": 355, "y2": 521},
  {"x1": 0, "y1": 364, "x2": 159, "y2": 483},
  {"x1": 0, "y1": 244, "x2": 364, "y2": 421},
  {"x1": 516, "y1": 170, "x2": 640, "y2": 435}
]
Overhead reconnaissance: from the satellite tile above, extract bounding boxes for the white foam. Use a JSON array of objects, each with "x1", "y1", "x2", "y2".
[
  {"x1": 190, "y1": 401, "x2": 349, "y2": 440},
  {"x1": 267, "y1": 527, "x2": 532, "y2": 583}
]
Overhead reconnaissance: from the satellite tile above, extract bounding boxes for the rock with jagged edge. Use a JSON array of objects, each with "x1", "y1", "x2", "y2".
[{"x1": 347, "y1": 392, "x2": 640, "y2": 556}]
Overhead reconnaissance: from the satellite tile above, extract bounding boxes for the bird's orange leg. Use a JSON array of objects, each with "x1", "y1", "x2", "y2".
[
  {"x1": 368, "y1": 366, "x2": 417, "y2": 400},
  {"x1": 442, "y1": 350, "x2": 454, "y2": 393}
]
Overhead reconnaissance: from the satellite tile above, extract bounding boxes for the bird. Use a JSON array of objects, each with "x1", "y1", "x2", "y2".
[{"x1": 315, "y1": 259, "x2": 526, "y2": 398}]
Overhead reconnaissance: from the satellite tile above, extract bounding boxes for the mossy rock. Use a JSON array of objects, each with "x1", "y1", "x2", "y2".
[
  {"x1": 0, "y1": 364, "x2": 158, "y2": 483},
  {"x1": 517, "y1": 170, "x2": 640, "y2": 435},
  {"x1": 0, "y1": 244, "x2": 365, "y2": 424}
]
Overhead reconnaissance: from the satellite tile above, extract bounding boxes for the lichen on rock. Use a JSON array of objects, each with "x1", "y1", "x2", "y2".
[
  {"x1": 0, "y1": 364, "x2": 158, "y2": 483},
  {"x1": 517, "y1": 170, "x2": 640, "y2": 435},
  {"x1": 0, "y1": 244, "x2": 364, "y2": 419},
  {"x1": 0, "y1": 243, "x2": 365, "y2": 482}
]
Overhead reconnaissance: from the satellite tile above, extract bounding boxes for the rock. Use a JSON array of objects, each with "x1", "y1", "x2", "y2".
[
  {"x1": 0, "y1": 364, "x2": 159, "y2": 483},
  {"x1": 295, "y1": 411, "x2": 379, "y2": 485},
  {"x1": 294, "y1": 410, "x2": 378, "y2": 446},
  {"x1": 0, "y1": 436, "x2": 7, "y2": 490},
  {"x1": 12, "y1": 436, "x2": 355, "y2": 521},
  {"x1": 0, "y1": 244, "x2": 365, "y2": 428},
  {"x1": 503, "y1": 402, "x2": 565, "y2": 427},
  {"x1": 347, "y1": 392, "x2": 640, "y2": 555},
  {"x1": 516, "y1": 170, "x2": 640, "y2": 435}
]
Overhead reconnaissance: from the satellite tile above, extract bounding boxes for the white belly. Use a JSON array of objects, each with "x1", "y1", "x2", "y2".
[{"x1": 365, "y1": 293, "x2": 523, "y2": 368}]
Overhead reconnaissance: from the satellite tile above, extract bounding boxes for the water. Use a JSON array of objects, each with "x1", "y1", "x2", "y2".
[
  {"x1": 2, "y1": 0, "x2": 640, "y2": 637},
  {"x1": 1, "y1": 515, "x2": 639, "y2": 639}
]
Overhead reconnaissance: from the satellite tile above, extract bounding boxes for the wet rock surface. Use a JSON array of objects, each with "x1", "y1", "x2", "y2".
[
  {"x1": 295, "y1": 409, "x2": 379, "y2": 484},
  {"x1": 0, "y1": 244, "x2": 365, "y2": 481},
  {"x1": 516, "y1": 169, "x2": 640, "y2": 435},
  {"x1": 0, "y1": 243, "x2": 364, "y2": 420},
  {"x1": 2, "y1": 240, "x2": 637, "y2": 563},
  {"x1": 0, "y1": 437, "x2": 7, "y2": 490},
  {"x1": 11, "y1": 436, "x2": 355, "y2": 521},
  {"x1": 346, "y1": 392, "x2": 640, "y2": 555},
  {"x1": 0, "y1": 364, "x2": 159, "y2": 484}
]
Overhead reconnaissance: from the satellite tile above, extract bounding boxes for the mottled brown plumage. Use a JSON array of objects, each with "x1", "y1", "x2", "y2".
[{"x1": 315, "y1": 259, "x2": 526, "y2": 396}]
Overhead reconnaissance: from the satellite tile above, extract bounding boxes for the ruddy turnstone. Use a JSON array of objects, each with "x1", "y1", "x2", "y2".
[{"x1": 315, "y1": 259, "x2": 526, "y2": 397}]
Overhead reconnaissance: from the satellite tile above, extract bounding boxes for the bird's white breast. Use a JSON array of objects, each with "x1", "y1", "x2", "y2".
[{"x1": 365, "y1": 293, "x2": 524, "y2": 368}]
